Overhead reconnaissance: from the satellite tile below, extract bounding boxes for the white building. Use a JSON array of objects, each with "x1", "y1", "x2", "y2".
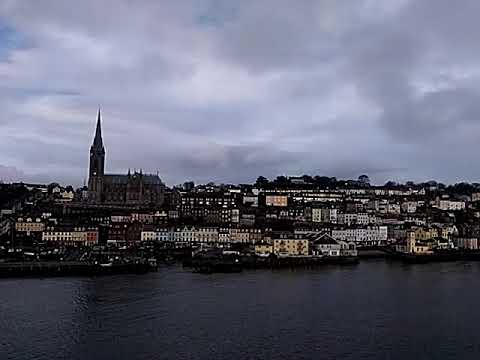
[
  {"x1": 141, "y1": 230, "x2": 156, "y2": 241},
  {"x1": 312, "y1": 208, "x2": 337, "y2": 223},
  {"x1": 387, "y1": 204, "x2": 401, "y2": 215},
  {"x1": 401, "y1": 201, "x2": 418, "y2": 214},
  {"x1": 432, "y1": 199, "x2": 466, "y2": 211},
  {"x1": 111, "y1": 215, "x2": 131, "y2": 223},
  {"x1": 331, "y1": 226, "x2": 388, "y2": 245},
  {"x1": 337, "y1": 213, "x2": 372, "y2": 226},
  {"x1": 141, "y1": 227, "x2": 174, "y2": 242},
  {"x1": 243, "y1": 195, "x2": 259, "y2": 207}
]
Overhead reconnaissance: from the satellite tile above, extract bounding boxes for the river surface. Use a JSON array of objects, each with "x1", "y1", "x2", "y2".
[{"x1": 2, "y1": 260, "x2": 480, "y2": 359}]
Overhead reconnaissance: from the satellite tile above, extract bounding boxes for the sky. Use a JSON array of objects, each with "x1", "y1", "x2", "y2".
[{"x1": 1, "y1": 0, "x2": 480, "y2": 187}]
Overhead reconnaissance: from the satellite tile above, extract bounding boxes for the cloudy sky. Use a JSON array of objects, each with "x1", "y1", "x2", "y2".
[{"x1": 1, "y1": 0, "x2": 480, "y2": 186}]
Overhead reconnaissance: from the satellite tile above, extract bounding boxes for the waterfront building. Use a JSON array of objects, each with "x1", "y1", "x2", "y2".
[
  {"x1": 42, "y1": 226, "x2": 98, "y2": 246},
  {"x1": 229, "y1": 228, "x2": 263, "y2": 244},
  {"x1": 254, "y1": 242, "x2": 273, "y2": 256},
  {"x1": 272, "y1": 233, "x2": 309, "y2": 256},
  {"x1": 455, "y1": 238, "x2": 479, "y2": 250},
  {"x1": 331, "y1": 226, "x2": 388, "y2": 245},
  {"x1": 157, "y1": 228, "x2": 174, "y2": 242},
  {"x1": 309, "y1": 233, "x2": 342, "y2": 256},
  {"x1": 399, "y1": 230, "x2": 433, "y2": 254},
  {"x1": 173, "y1": 226, "x2": 196, "y2": 244},
  {"x1": 229, "y1": 228, "x2": 251, "y2": 243},
  {"x1": 195, "y1": 227, "x2": 219, "y2": 243},
  {"x1": 306, "y1": 233, "x2": 357, "y2": 257}
]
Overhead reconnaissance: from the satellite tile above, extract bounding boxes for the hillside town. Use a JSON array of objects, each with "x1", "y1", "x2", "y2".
[
  {"x1": 2, "y1": 112, "x2": 480, "y2": 269},
  {"x1": 1, "y1": 175, "x2": 480, "y2": 262}
]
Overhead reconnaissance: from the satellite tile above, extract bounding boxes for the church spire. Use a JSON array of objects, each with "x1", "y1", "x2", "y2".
[{"x1": 93, "y1": 108, "x2": 103, "y2": 149}]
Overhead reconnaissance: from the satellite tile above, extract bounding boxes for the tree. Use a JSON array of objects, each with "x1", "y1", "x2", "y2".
[
  {"x1": 313, "y1": 176, "x2": 334, "y2": 188},
  {"x1": 301, "y1": 175, "x2": 314, "y2": 184},
  {"x1": 255, "y1": 176, "x2": 269, "y2": 188},
  {"x1": 358, "y1": 174, "x2": 370, "y2": 185},
  {"x1": 183, "y1": 181, "x2": 195, "y2": 191},
  {"x1": 273, "y1": 176, "x2": 289, "y2": 188},
  {"x1": 384, "y1": 181, "x2": 397, "y2": 188},
  {"x1": 47, "y1": 183, "x2": 60, "y2": 194}
]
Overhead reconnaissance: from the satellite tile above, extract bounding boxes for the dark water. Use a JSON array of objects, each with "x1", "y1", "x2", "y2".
[{"x1": 2, "y1": 261, "x2": 480, "y2": 360}]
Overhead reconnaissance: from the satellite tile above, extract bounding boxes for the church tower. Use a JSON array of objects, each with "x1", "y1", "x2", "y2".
[{"x1": 88, "y1": 109, "x2": 105, "y2": 202}]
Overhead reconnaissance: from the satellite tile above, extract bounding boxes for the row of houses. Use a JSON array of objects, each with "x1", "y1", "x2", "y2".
[
  {"x1": 138, "y1": 225, "x2": 391, "y2": 247},
  {"x1": 42, "y1": 226, "x2": 99, "y2": 246},
  {"x1": 140, "y1": 226, "x2": 263, "y2": 244}
]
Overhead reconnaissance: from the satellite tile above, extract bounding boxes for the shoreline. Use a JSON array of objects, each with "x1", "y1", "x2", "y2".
[
  {"x1": 0, "y1": 261, "x2": 154, "y2": 279},
  {"x1": 4, "y1": 250, "x2": 480, "y2": 278}
]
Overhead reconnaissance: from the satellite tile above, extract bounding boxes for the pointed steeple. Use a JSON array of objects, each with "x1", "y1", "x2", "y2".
[{"x1": 93, "y1": 108, "x2": 104, "y2": 149}]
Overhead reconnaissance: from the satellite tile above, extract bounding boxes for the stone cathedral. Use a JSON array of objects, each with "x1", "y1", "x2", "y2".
[{"x1": 88, "y1": 110, "x2": 165, "y2": 206}]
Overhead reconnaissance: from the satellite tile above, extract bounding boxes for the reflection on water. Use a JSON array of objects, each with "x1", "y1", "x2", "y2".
[{"x1": 2, "y1": 261, "x2": 480, "y2": 360}]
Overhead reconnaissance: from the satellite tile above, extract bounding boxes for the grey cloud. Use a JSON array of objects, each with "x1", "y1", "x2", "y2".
[{"x1": 1, "y1": 0, "x2": 480, "y2": 186}]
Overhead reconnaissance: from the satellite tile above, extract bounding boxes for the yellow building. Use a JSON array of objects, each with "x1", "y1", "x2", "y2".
[
  {"x1": 414, "y1": 227, "x2": 434, "y2": 241},
  {"x1": 255, "y1": 243, "x2": 273, "y2": 256},
  {"x1": 15, "y1": 218, "x2": 45, "y2": 233},
  {"x1": 273, "y1": 238, "x2": 309, "y2": 256},
  {"x1": 71, "y1": 229, "x2": 88, "y2": 243},
  {"x1": 406, "y1": 230, "x2": 433, "y2": 254},
  {"x1": 413, "y1": 226, "x2": 453, "y2": 242},
  {"x1": 265, "y1": 195, "x2": 288, "y2": 207},
  {"x1": 413, "y1": 243, "x2": 432, "y2": 254}
]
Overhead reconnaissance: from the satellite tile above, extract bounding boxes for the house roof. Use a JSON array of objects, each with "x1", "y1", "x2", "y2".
[{"x1": 306, "y1": 233, "x2": 339, "y2": 245}]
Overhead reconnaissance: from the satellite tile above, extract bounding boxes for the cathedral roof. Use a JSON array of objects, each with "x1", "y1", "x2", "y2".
[
  {"x1": 103, "y1": 174, "x2": 164, "y2": 185},
  {"x1": 142, "y1": 174, "x2": 164, "y2": 185},
  {"x1": 103, "y1": 175, "x2": 129, "y2": 184}
]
